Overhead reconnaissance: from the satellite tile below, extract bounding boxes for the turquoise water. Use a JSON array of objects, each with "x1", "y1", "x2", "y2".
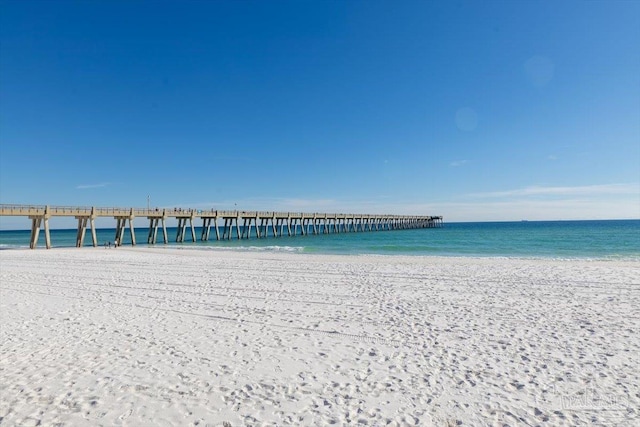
[{"x1": 0, "y1": 220, "x2": 638, "y2": 260}]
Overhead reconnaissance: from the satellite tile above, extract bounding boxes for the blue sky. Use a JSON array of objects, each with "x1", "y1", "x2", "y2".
[{"x1": 1, "y1": 0, "x2": 639, "y2": 228}]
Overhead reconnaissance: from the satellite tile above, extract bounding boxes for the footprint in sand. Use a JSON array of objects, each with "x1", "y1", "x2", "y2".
[{"x1": 118, "y1": 408, "x2": 132, "y2": 420}]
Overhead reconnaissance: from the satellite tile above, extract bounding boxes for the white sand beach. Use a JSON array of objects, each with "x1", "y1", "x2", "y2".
[{"x1": 0, "y1": 248, "x2": 638, "y2": 426}]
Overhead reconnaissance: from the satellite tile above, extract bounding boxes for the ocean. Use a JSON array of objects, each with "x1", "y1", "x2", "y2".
[{"x1": 0, "y1": 220, "x2": 638, "y2": 260}]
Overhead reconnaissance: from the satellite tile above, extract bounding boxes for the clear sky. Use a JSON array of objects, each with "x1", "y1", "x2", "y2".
[{"x1": 1, "y1": 0, "x2": 639, "y2": 229}]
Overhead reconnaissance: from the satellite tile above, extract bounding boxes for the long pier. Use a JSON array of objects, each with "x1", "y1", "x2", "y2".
[{"x1": 0, "y1": 204, "x2": 443, "y2": 249}]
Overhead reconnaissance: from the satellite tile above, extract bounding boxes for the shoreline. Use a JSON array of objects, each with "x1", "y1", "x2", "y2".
[
  {"x1": 1, "y1": 247, "x2": 638, "y2": 425},
  {"x1": 2, "y1": 244, "x2": 639, "y2": 263}
]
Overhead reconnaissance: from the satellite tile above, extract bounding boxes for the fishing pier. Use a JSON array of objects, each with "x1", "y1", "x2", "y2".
[{"x1": 0, "y1": 204, "x2": 443, "y2": 249}]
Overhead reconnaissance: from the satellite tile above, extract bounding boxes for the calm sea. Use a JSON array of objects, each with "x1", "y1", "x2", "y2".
[{"x1": 0, "y1": 220, "x2": 638, "y2": 260}]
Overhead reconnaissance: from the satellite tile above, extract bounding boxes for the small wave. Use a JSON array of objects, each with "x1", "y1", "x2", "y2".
[
  {"x1": 187, "y1": 245, "x2": 305, "y2": 253},
  {"x1": 0, "y1": 243, "x2": 31, "y2": 250}
]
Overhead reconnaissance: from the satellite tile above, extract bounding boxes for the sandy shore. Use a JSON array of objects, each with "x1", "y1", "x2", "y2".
[{"x1": 0, "y1": 248, "x2": 638, "y2": 426}]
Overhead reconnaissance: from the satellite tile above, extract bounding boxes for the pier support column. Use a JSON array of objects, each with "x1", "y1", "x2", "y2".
[
  {"x1": 222, "y1": 217, "x2": 233, "y2": 240},
  {"x1": 201, "y1": 218, "x2": 208, "y2": 241},
  {"x1": 28, "y1": 206, "x2": 52, "y2": 249},
  {"x1": 214, "y1": 213, "x2": 220, "y2": 240},
  {"x1": 129, "y1": 216, "x2": 136, "y2": 246},
  {"x1": 119, "y1": 218, "x2": 126, "y2": 245},
  {"x1": 257, "y1": 218, "x2": 264, "y2": 238},
  {"x1": 148, "y1": 218, "x2": 155, "y2": 244},
  {"x1": 256, "y1": 216, "x2": 262, "y2": 239},
  {"x1": 29, "y1": 217, "x2": 42, "y2": 249},
  {"x1": 43, "y1": 215, "x2": 51, "y2": 249},
  {"x1": 176, "y1": 218, "x2": 187, "y2": 242},
  {"x1": 161, "y1": 214, "x2": 168, "y2": 243},
  {"x1": 148, "y1": 217, "x2": 163, "y2": 244},
  {"x1": 250, "y1": 216, "x2": 257, "y2": 238},
  {"x1": 174, "y1": 215, "x2": 196, "y2": 242},
  {"x1": 228, "y1": 217, "x2": 235, "y2": 240},
  {"x1": 246, "y1": 216, "x2": 254, "y2": 238},
  {"x1": 189, "y1": 215, "x2": 196, "y2": 242},
  {"x1": 90, "y1": 217, "x2": 97, "y2": 247},
  {"x1": 75, "y1": 217, "x2": 88, "y2": 247},
  {"x1": 240, "y1": 217, "x2": 247, "y2": 239},
  {"x1": 113, "y1": 211, "x2": 136, "y2": 246},
  {"x1": 201, "y1": 217, "x2": 211, "y2": 241},
  {"x1": 114, "y1": 218, "x2": 121, "y2": 245},
  {"x1": 153, "y1": 219, "x2": 160, "y2": 243},
  {"x1": 114, "y1": 218, "x2": 123, "y2": 246}
]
